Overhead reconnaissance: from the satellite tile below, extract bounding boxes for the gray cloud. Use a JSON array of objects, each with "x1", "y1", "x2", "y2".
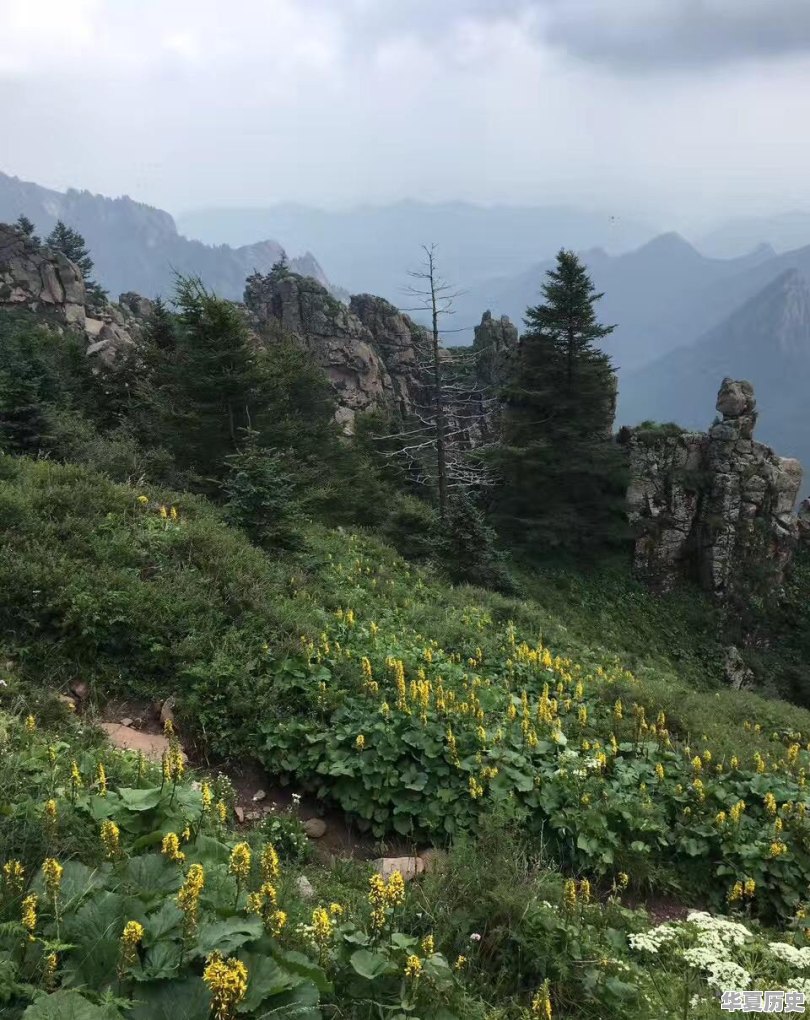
[{"x1": 542, "y1": 0, "x2": 810, "y2": 70}]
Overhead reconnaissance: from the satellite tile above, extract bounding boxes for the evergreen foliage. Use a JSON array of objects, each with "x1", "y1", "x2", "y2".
[
  {"x1": 222, "y1": 428, "x2": 301, "y2": 547},
  {"x1": 492, "y1": 249, "x2": 628, "y2": 554},
  {"x1": 44, "y1": 221, "x2": 95, "y2": 282},
  {"x1": 15, "y1": 214, "x2": 39, "y2": 245}
]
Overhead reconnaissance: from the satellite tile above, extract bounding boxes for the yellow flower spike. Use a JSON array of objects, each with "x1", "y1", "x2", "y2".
[
  {"x1": 159, "y1": 505, "x2": 168, "y2": 520},
  {"x1": 421, "y1": 933, "x2": 435, "y2": 955},
  {"x1": 228, "y1": 842, "x2": 252, "y2": 884},
  {"x1": 311, "y1": 906, "x2": 334, "y2": 949},
  {"x1": 269, "y1": 909, "x2": 287, "y2": 937},
  {"x1": 355, "y1": 734, "x2": 366, "y2": 751},
  {"x1": 617, "y1": 872, "x2": 629, "y2": 891},
  {"x1": 3, "y1": 860, "x2": 25, "y2": 894},
  {"x1": 137, "y1": 494, "x2": 148, "y2": 505},
  {"x1": 730, "y1": 755, "x2": 739, "y2": 769},
  {"x1": 613, "y1": 700, "x2": 623, "y2": 721},
  {"x1": 530, "y1": 979, "x2": 553, "y2": 1019},
  {"x1": 43, "y1": 951, "x2": 58, "y2": 989},
  {"x1": 42, "y1": 858, "x2": 63, "y2": 899},
  {"x1": 203, "y1": 953, "x2": 249, "y2": 1020},
  {"x1": 655, "y1": 763, "x2": 665, "y2": 780},
  {"x1": 764, "y1": 792, "x2": 777, "y2": 816},
  {"x1": 96, "y1": 762, "x2": 108, "y2": 797},
  {"x1": 24, "y1": 714, "x2": 36, "y2": 734},
  {"x1": 691, "y1": 756, "x2": 703, "y2": 773},
  {"x1": 118, "y1": 922, "x2": 143, "y2": 966},
  {"x1": 329, "y1": 902, "x2": 344, "y2": 917},
  {"x1": 201, "y1": 781, "x2": 213, "y2": 814},
  {"x1": 44, "y1": 798, "x2": 58, "y2": 832},
  {"x1": 21, "y1": 893, "x2": 37, "y2": 939},
  {"x1": 454, "y1": 954, "x2": 468, "y2": 971},
  {"x1": 728, "y1": 881, "x2": 743, "y2": 904},
  {"x1": 261, "y1": 843, "x2": 280, "y2": 882},
  {"x1": 161, "y1": 832, "x2": 185, "y2": 863},
  {"x1": 216, "y1": 800, "x2": 228, "y2": 824},
  {"x1": 563, "y1": 879, "x2": 577, "y2": 910},
  {"x1": 404, "y1": 954, "x2": 422, "y2": 979},
  {"x1": 769, "y1": 841, "x2": 788, "y2": 858},
  {"x1": 578, "y1": 878, "x2": 591, "y2": 904},
  {"x1": 177, "y1": 863, "x2": 205, "y2": 936}
]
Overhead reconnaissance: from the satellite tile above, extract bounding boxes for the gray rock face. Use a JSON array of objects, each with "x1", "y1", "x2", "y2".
[
  {"x1": 0, "y1": 222, "x2": 154, "y2": 367},
  {"x1": 0, "y1": 223, "x2": 86, "y2": 326},
  {"x1": 472, "y1": 310, "x2": 518, "y2": 386},
  {"x1": 622, "y1": 378, "x2": 802, "y2": 596},
  {"x1": 245, "y1": 271, "x2": 428, "y2": 430}
]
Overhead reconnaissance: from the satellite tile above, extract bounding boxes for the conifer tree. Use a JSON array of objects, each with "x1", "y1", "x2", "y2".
[
  {"x1": 15, "y1": 215, "x2": 40, "y2": 246},
  {"x1": 492, "y1": 249, "x2": 627, "y2": 553},
  {"x1": 45, "y1": 221, "x2": 94, "y2": 282}
]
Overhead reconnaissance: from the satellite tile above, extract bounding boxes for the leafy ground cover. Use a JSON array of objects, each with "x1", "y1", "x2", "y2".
[
  {"x1": 4, "y1": 706, "x2": 810, "y2": 1019},
  {"x1": 5, "y1": 455, "x2": 810, "y2": 1015}
]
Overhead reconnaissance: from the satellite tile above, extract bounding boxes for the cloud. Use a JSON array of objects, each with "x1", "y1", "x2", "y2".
[{"x1": 541, "y1": 0, "x2": 810, "y2": 70}]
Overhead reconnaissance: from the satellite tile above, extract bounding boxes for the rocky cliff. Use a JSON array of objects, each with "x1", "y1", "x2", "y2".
[
  {"x1": 621, "y1": 378, "x2": 802, "y2": 596},
  {"x1": 0, "y1": 222, "x2": 149, "y2": 365}
]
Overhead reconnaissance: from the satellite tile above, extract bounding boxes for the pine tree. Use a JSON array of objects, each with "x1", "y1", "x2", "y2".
[
  {"x1": 45, "y1": 221, "x2": 95, "y2": 283},
  {"x1": 15, "y1": 215, "x2": 40, "y2": 246},
  {"x1": 492, "y1": 249, "x2": 627, "y2": 554}
]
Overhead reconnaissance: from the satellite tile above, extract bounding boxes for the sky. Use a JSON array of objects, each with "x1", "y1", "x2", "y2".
[{"x1": 3, "y1": 0, "x2": 810, "y2": 228}]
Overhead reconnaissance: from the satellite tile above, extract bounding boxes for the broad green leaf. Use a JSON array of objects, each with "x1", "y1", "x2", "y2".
[
  {"x1": 61, "y1": 892, "x2": 139, "y2": 991},
  {"x1": 193, "y1": 916, "x2": 263, "y2": 958},
  {"x1": 349, "y1": 949, "x2": 393, "y2": 981},
  {"x1": 117, "y1": 786, "x2": 165, "y2": 812},
  {"x1": 133, "y1": 940, "x2": 183, "y2": 981},
  {"x1": 272, "y1": 950, "x2": 332, "y2": 994},
  {"x1": 116, "y1": 855, "x2": 181, "y2": 898},
  {"x1": 143, "y1": 900, "x2": 184, "y2": 946},
  {"x1": 22, "y1": 990, "x2": 117, "y2": 1020},
  {"x1": 236, "y1": 950, "x2": 297, "y2": 1012},
  {"x1": 129, "y1": 977, "x2": 210, "y2": 1020}
]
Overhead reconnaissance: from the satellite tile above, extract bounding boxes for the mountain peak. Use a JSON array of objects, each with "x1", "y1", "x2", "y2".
[{"x1": 636, "y1": 231, "x2": 700, "y2": 260}]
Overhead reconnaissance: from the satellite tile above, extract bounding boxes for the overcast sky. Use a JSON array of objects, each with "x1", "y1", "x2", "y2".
[{"x1": 3, "y1": 0, "x2": 810, "y2": 228}]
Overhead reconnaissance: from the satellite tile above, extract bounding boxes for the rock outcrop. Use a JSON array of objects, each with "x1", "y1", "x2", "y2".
[
  {"x1": 0, "y1": 223, "x2": 86, "y2": 326},
  {"x1": 622, "y1": 378, "x2": 802, "y2": 596},
  {"x1": 245, "y1": 270, "x2": 431, "y2": 430},
  {"x1": 472, "y1": 310, "x2": 518, "y2": 386},
  {"x1": 0, "y1": 222, "x2": 151, "y2": 366}
]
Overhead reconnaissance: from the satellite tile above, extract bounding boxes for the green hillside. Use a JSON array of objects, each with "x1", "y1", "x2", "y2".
[{"x1": 3, "y1": 455, "x2": 810, "y2": 1017}]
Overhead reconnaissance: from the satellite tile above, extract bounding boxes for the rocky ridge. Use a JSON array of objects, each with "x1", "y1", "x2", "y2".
[
  {"x1": 0, "y1": 222, "x2": 150, "y2": 365},
  {"x1": 621, "y1": 378, "x2": 802, "y2": 596}
]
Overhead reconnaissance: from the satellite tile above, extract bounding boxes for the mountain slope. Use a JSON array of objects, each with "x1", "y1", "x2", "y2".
[
  {"x1": 697, "y1": 211, "x2": 810, "y2": 257},
  {"x1": 0, "y1": 171, "x2": 328, "y2": 300},
  {"x1": 178, "y1": 200, "x2": 656, "y2": 303},
  {"x1": 453, "y1": 233, "x2": 778, "y2": 366},
  {"x1": 619, "y1": 269, "x2": 810, "y2": 485}
]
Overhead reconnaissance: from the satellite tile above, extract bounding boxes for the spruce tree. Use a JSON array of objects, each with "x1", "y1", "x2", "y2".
[
  {"x1": 15, "y1": 215, "x2": 40, "y2": 246},
  {"x1": 492, "y1": 249, "x2": 627, "y2": 554},
  {"x1": 45, "y1": 221, "x2": 94, "y2": 282}
]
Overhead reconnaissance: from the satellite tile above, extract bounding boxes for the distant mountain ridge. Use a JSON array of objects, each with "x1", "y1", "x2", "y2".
[
  {"x1": 177, "y1": 200, "x2": 657, "y2": 303},
  {"x1": 0, "y1": 171, "x2": 329, "y2": 301}
]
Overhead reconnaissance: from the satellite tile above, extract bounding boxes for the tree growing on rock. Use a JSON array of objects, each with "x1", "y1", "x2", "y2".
[
  {"x1": 492, "y1": 249, "x2": 627, "y2": 554},
  {"x1": 45, "y1": 221, "x2": 106, "y2": 303}
]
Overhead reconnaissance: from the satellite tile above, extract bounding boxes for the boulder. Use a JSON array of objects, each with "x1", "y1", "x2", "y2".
[
  {"x1": 99, "y1": 723, "x2": 177, "y2": 762},
  {"x1": 302, "y1": 817, "x2": 327, "y2": 839},
  {"x1": 372, "y1": 856, "x2": 425, "y2": 882}
]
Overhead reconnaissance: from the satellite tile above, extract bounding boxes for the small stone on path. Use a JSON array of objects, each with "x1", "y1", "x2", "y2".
[
  {"x1": 252, "y1": 789, "x2": 266, "y2": 802},
  {"x1": 373, "y1": 856, "x2": 425, "y2": 882},
  {"x1": 303, "y1": 818, "x2": 327, "y2": 839},
  {"x1": 100, "y1": 723, "x2": 176, "y2": 762},
  {"x1": 120, "y1": 717, "x2": 134, "y2": 727},
  {"x1": 234, "y1": 806, "x2": 245, "y2": 823},
  {"x1": 296, "y1": 876, "x2": 316, "y2": 899}
]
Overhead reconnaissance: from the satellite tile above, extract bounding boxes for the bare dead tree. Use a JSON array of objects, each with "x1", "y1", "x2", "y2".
[{"x1": 376, "y1": 244, "x2": 496, "y2": 517}]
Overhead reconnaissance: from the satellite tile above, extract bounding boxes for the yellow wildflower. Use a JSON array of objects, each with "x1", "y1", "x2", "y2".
[
  {"x1": 531, "y1": 979, "x2": 553, "y2": 1019},
  {"x1": 617, "y1": 872, "x2": 629, "y2": 891},
  {"x1": 161, "y1": 832, "x2": 185, "y2": 863},
  {"x1": 3, "y1": 860, "x2": 25, "y2": 894},
  {"x1": 228, "y1": 842, "x2": 252, "y2": 884},
  {"x1": 24, "y1": 715, "x2": 36, "y2": 734},
  {"x1": 764, "y1": 793, "x2": 777, "y2": 815},
  {"x1": 563, "y1": 879, "x2": 577, "y2": 910},
  {"x1": 137, "y1": 494, "x2": 148, "y2": 505},
  {"x1": 177, "y1": 863, "x2": 205, "y2": 935},
  {"x1": 42, "y1": 858, "x2": 63, "y2": 899},
  {"x1": 578, "y1": 878, "x2": 591, "y2": 905},
  {"x1": 21, "y1": 893, "x2": 37, "y2": 939},
  {"x1": 769, "y1": 841, "x2": 788, "y2": 858},
  {"x1": 655, "y1": 763, "x2": 665, "y2": 780},
  {"x1": 201, "y1": 781, "x2": 213, "y2": 814},
  {"x1": 454, "y1": 954, "x2": 468, "y2": 970},
  {"x1": 216, "y1": 800, "x2": 228, "y2": 824},
  {"x1": 43, "y1": 951, "x2": 58, "y2": 988},
  {"x1": 97, "y1": 762, "x2": 108, "y2": 796},
  {"x1": 421, "y1": 933, "x2": 435, "y2": 955},
  {"x1": 311, "y1": 906, "x2": 334, "y2": 949},
  {"x1": 203, "y1": 952, "x2": 249, "y2": 1020},
  {"x1": 119, "y1": 920, "x2": 144, "y2": 974},
  {"x1": 261, "y1": 843, "x2": 280, "y2": 882},
  {"x1": 355, "y1": 734, "x2": 366, "y2": 751},
  {"x1": 404, "y1": 954, "x2": 422, "y2": 978}
]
